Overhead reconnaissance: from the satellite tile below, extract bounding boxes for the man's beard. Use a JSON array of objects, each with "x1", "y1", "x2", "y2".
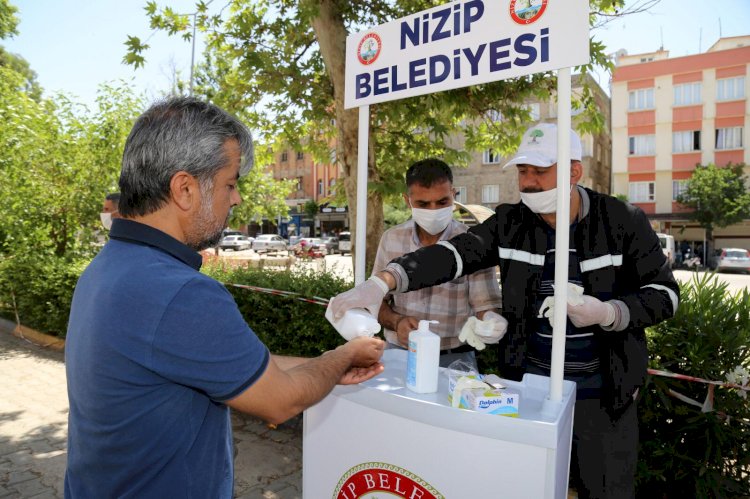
[{"x1": 186, "y1": 182, "x2": 229, "y2": 251}]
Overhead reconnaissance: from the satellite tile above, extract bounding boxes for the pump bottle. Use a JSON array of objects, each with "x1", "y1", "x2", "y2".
[{"x1": 406, "y1": 320, "x2": 440, "y2": 393}]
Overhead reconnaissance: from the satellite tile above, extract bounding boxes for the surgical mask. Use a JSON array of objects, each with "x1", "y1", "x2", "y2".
[
  {"x1": 520, "y1": 185, "x2": 573, "y2": 214},
  {"x1": 100, "y1": 212, "x2": 113, "y2": 230},
  {"x1": 411, "y1": 205, "x2": 454, "y2": 235}
]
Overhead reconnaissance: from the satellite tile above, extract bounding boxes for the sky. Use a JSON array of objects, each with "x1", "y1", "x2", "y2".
[{"x1": 2, "y1": 0, "x2": 750, "y2": 109}]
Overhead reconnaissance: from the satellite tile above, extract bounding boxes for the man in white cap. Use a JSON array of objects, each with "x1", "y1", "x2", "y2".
[{"x1": 328, "y1": 123, "x2": 679, "y2": 498}]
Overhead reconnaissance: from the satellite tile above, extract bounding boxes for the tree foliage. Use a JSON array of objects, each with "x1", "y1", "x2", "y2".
[
  {"x1": 677, "y1": 163, "x2": 750, "y2": 254},
  {"x1": 0, "y1": 67, "x2": 145, "y2": 259},
  {"x1": 0, "y1": 0, "x2": 19, "y2": 39},
  {"x1": 126, "y1": 0, "x2": 625, "y2": 268}
]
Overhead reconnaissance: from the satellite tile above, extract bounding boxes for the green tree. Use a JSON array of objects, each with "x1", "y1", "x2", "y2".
[
  {"x1": 0, "y1": 0, "x2": 19, "y2": 39},
  {"x1": 0, "y1": 1, "x2": 41, "y2": 100},
  {"x1": 0, "y1": 69, "x2": 144, "y2": 258},
  {"x1": 302, "y1": 199, "x2": 319, "y2": 236},
  {"x1": 126, "y1": 0, "x2": 626, "y2": 268},
  {"x1": 677, "y1": 163, "x2": 750, "y2": 263},
  {"x1": 0, "y1": 47, "x2": 42, "y2": 100}
]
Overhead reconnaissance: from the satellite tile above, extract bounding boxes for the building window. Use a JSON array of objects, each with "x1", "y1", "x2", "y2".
[
  {"x1": 481, "y1": 184, "x2": 500, "y2": 204},
  {"x1": 628, "y1": 88, "x2": 654, "y2": 111},
  {"x1": 525, "y1": 103, "x2": 540, "y2": 121},
  {"x1": 629, "y1": 182, "x2": 655, "y2": 202},
  {"x1": 296, "y1": 151, "x2": 304, "y2": 160},
  {"x1": 330, "y1": 148, "x2": 337, "y2": 164},
  {"x1": 672, "y1": 180, "x2": 690, "y2": 201},
  {"x1": 281, "y1": 151, "x2": 288, "y2": 162},
  {"x1": 715, "y1": 127, "x2": 743, "y2": 150},
  {"x1": 717, "y1": 76, "x2": 745, "y2": 101},
  {"x1": 296, "y1": 177, "x2": 302, "y2": 191},
  {"x1": 628, "y1": 135, "x2": 656, "y2": 155},
  {"x1": 486, "y1": 110, "x2": 503, "y2": 122},
  {"x1": 454, "y1": 186, "x2": 466, "y2": 204},
  {"x1": 317, "y1": 179, "x2": 324, "y2": 195},
  {"x1": 483, "y1": 149, "x2": 501, "y2": 164},
  {"x1": 328, "y1": 178, "x2": 335, "y2": 195},
  {"x1": 673, "y1": 82, "x2": 701, "y2": 106},
  {"x1": 673, "y1": 130, "x2": 701, "y2": 152}
]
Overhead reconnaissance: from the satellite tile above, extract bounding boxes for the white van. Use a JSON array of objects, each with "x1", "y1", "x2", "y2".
[
  {"x1": 338, "y1": 232, "x2": 351, "y2": 254},
  {"x1": 657, "y1": 233, "x2": 675, "y2": 267}
]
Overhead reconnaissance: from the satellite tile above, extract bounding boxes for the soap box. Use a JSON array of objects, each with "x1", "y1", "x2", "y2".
[
  {"x1": 447, "y1": 374, "x2": 520, "y2": 417},
  {"x1": 461, "y1": 388, "x2": 520, "y2": 417}
]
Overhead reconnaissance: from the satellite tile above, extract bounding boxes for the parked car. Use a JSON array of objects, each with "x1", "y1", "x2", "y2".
[
  {"x1": 252, "y1": 234, "x2": 288, "y2": 252},
  {"x1": 219, "y1": 235, "x2": 253, "y2": 251},
  {"x1": 338, "y1": 232, "x2": 351, "y2": 254},
  {"x1": 320, "y1": 236, "x2": 339, "y2": 254},
  {"x1": 714, "y1": 248, "x2": 750, "y2": 274}
]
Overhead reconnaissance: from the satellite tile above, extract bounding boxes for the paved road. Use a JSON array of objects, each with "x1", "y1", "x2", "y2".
[{"x1": 0, "y1": 318, "x2": 303, "y2": 499}]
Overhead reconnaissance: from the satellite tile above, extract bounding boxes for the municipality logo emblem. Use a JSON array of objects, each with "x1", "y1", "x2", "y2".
[
  {"x1": 509, "y1": 0, "x2": 548, "y2": 25},
  {"x1": 357, "y1": 33, "x2": 382, "y2": 65},
  {"x1": 334, "y1": 462, "x2": 444, "y2": 498}
]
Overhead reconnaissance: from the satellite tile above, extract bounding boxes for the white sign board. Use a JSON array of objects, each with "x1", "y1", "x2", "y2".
[{"x1": 345, "y1": 0, "x2": 590, "y2": 109}]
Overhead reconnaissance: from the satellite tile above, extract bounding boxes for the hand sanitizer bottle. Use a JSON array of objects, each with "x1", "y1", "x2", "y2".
[{"x1": 406, "y1": 320, "x2": 440, "y2": 393}]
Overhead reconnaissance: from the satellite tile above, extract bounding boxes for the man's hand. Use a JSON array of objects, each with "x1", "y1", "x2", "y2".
[
  {"x1": 567, "y1": 295, "x2": 616, "y2": 328},
  {"x1": 474, "y1": 311, "x2": 508, "y2": 344},
  {"x1": 327, "y1": 276, "x2": 390, "y2": 322},
  {"x1": 336, "y1": 336, "x2": 385, "y2": 367},
  {"x1": 395, "y1": 315, "x2": 420, "y2": 347},
  {"x1": 338, "y1": 363, "x2": 385, "y2": 385}
]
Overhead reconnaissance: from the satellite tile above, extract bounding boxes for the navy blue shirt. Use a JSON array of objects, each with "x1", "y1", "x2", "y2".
[{"x1": 65, "y1": 219, "x2": 269, "y2": 498}]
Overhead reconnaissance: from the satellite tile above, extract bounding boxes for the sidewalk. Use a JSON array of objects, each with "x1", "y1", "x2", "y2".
[{"x1": 0, "y1": 318, "x2": 303, "y2": 498}]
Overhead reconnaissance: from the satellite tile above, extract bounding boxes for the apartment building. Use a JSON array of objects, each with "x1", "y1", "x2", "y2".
[
  {"x1": 264, "y1": 148, "x2": 346, "y2": 238},
  {"x1": 451, "y1": 73, "x2": 611, "y2": 209},
  {"x1": 611, "y1": 35, "x2": 750, "y2": 250}
]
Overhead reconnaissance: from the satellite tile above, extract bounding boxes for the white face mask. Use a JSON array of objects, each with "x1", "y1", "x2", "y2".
[
  {"x1": 411, "y1": 205, "x2": 454, "y2": 235},
  {"x1": 100, "y1": 212, "x2": 113, "y2": 230},
  {"x1": 520, "y1": 185, "x2": 573, "y2": 214}
]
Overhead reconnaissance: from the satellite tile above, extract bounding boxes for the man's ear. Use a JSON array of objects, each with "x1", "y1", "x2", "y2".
[
  {"x1": 571, "y1": 161, "x2": 584, "y2": 185},
  {"x1": 403, "y1": 192, "x2": 411, "y2": 208},
  {"x1": 170, "y1": 171, "x2": 199, "y2": 211}
]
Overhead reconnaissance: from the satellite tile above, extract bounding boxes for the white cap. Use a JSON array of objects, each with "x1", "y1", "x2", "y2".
[{"x1": 503, "y1": 123, "x2": 582, "y2": 169}]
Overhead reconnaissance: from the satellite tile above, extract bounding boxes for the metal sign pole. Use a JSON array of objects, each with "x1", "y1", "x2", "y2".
[
  {"x1": 548, "y1": 67, "x2": 572, "y2": 403},
  {"x1": 354, "y1": 105, "x2": 370, "y2": 285}
]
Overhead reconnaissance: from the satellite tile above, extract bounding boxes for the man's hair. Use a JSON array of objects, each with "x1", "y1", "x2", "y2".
[
  {"x1": 405, "y1": 158, "x2": 453, "y2": 189},
  {"x1": 105, "y1": 192, "x2": 121, "y2": 205},
  {"x1": 118, "y1": 97, "x2": 254, "y2": 217}
]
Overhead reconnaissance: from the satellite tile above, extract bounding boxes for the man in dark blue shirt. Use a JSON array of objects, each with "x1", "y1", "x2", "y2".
[{"x1": 65, "y1": 97, "x2": 385, "y2": 498}]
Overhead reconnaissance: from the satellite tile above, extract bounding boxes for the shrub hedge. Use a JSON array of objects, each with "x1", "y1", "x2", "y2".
[
  {"x1": 0, "y1": 254, "x2": 87, "y2": 337},
  {"x1": 2, "y1": 256, "x2": 748, "y2": 496},
  {"x1": 639, "y1": 273, "x2": 750, "y2": 498}
]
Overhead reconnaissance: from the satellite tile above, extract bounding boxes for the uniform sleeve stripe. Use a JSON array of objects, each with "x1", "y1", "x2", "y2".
[
  {"x1": 436, "y1": 241, "x2": 463, "y2": 280},
  {"x1": 579, "y1": 254, "x2": 623, "y2": 273},
  {"x1": 498, "y1": 247, "x2": 545, "y2": 266},
  {"x1": 642, "y1": 284, "x2": 679, "y2": 315}
]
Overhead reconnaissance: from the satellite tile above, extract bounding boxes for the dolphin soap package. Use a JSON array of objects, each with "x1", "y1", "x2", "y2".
[{"x1": 446, "y1": 361, "x2": 519, "y2": 417}]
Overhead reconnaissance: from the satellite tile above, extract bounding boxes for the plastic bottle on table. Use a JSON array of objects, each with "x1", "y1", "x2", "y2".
[{"x1": 406, "y1": 320, "x2": 440, "y2": 393}]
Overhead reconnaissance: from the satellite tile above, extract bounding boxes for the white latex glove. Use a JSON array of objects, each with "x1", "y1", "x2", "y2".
[
  {"x1": 451, "y1": 376, "x2": 489, "y2": 408},
  {"x1": 327, "y1": 276, "x2": 389, "y2": 322},
  {"x1": 567, "y1": 295, "x2": 616, "y2": 329},
  {"x1": 538, "y1": 283, "x2": 586, "y2": 325},
  {"x1": 458, "y1": 317, "x2": 485, "y2": 351},
  {"x1": 474, "y1": 311, "x2": 508, "y2": 344}
]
